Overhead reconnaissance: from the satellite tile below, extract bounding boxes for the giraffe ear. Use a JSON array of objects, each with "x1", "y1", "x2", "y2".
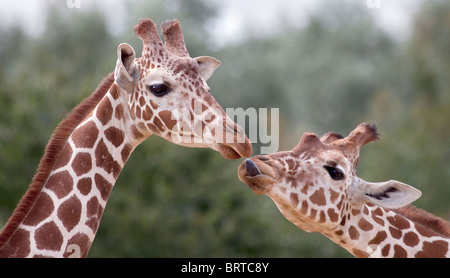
[
  {"x1": 355, "y1": 178, "x2": 422, "y2": 209},
  {"x1": 115, "y1": 43, "x2": 137, "y2": 92},
  {"x1": 194, "y1": 56, "x2": 221, "y2": 81}
]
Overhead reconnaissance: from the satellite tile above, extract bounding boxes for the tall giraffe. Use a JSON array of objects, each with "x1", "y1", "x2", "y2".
[
  {"x1": 239, "y1": 123, "x2": 450, "y2": 257},
  {"x1": 0, "y1": 19, "x2": 252, "y2": 258}
]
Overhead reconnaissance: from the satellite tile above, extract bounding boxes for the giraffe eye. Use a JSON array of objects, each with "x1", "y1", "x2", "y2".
[
  {"x1": 324, "y1": 166, "x2": 345, "y2": 181},
  {"x1": 148, "y1": 84, "x2": 170, "y2": 97}
]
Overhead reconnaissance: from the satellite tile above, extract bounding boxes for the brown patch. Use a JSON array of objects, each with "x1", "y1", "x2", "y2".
[
  {"x1": 159, "y1": 111, "x2": 177, "y2": 131},
  {"x1": 403, "y1": 231, "x2": 420, "y2": 247},
  {"x1": 57, "y1": 195, "x2": 82, "y2": 232},
  {"x1": 335, "y1": 230, "x2": 344, "y2": 236},
  {"x1": 109, "y1": 83, "x2": 122, "y2": 100},
  {"x1": 372, "y1": 207, "x2": 385, "y2": 226},
  {"x1": 87, "y1": 196, "x2": 101, "y2": 220},
  {"x1": 368, "y1": 231, "x2": 387, "y2": 245},
  {"x1": 290, "y1": 193, "x2": 299, "y2": 208},
  {"x1": 153, "y1": 116, "x2": 166, "y2": 132},
  {"x1": 387, "y1": 214, "x2": 410, "y2": 230},
  {"x1": 77, "y1": 178, "x2": 92, "y2": 196},
  {"x1": 121, "y1": 143, "x2": 133, "y2": 163},
  {"x1": 35, "y1": 221, "x2": 63, "y2": 251},
  {"x1": 149, "y1": 99, "x2": 158, "y2": 110},
  {"x1": 86, "y1": 196, "x2": 103, "y2": 232},
  {"x1": 104, "y1": 126, "x2": 125, "y2": 148},
  {"x1": 54, "y1": 143, "x2": 73, "y2": 170},
  {"x1": 72, "y1": 152, "x2": 92, "y2": 176},
  {"x1": 363, "y1": 205, "x2": 369, "y2": 215},
  {"x1": 115, "y1": 103, "x2": 124, "y2": 121},
  {"x1": 286, "y1": 159, "x2": 295, "y2": 171},
  {"x1": 358, "y1": 217, "x2": 374, "y2": 231},
  {"x1": 96, "y1": 97, "x2": 113, "y2": 126},
  {"x1": 393, "y1": 244, "x2": 407, "y2": 258},
  {"x1": 340, "y1": 215, "x2": 346, "y2": 226},
  {"x1": 328, "y1": 208, "x2": 339, "y2": 222},
  {"x1": 329, "y1": 189, "x2": 340, "y2": 203},
  {"x1": 300, "y1": 200, "x2": 308, "y2": 215},
  {"x1": 319, "y1": 211, "x2": 326, "y2": 223},
  {"x1": 389, "y1": 226, "x2": 402, "y2": 240},
  {"x1": 131, "y1": 125, "x2": 145, "y2": 140},
  {"x1": 142, "y1": 105, "x2": 153, "y2": 121},
  {"x1": 45, "y1": 170, "x2": 74, "y2": 198},
  {"x1": 22, "y1": 192, "x2": 54, "y2": 226},
  {"x1": 0, "y1": 228, "x2": 30, "y2": 257},
  {"x1": 94, "y1": 174, "x2": 113, "y2": 201},
  {"x1": 139, "y1": 96, "x2": 146, "y2": 107},
  {"x1": 310, "y1": 188, "x2": 326, "y2": 206},
  {"x1": 64, "y1": 233, "x2": 90, "y2": 258},
  {"x1": 415, "y1": 240, "x2": 449, "y2": 258},
  {"x1": 72, "y1": 121, "x2": 99, "y2": 149},
  {"x1": 135, "y1": 105, "x2": 141, "y2": 119},
  {"x1": 95, "y1": 139, "x2": 121, "y2": 178},
  {"x1": 381, "y1": 244, "x2": 391, "y2": 257},
  {"x1": 348, "y1": 225, "x2": 360, "y2": 240},
  {"x1": 415, "y1": 223, "x2": 438, "y2": 238},
  {"x1": 335, "y1": 198, "x2": 344, "y2": 212},
  {"x1": 310, "y1": 209, "x2": 317, "y2": 219}
]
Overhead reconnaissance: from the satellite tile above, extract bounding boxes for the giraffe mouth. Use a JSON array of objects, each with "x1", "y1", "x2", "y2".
[
  {"x1": 217, "y1": 142, "x2": 252, "y2": 160},
  {"x1": 215, "y1": 120, "x2": 253, "y2": 160},
  {"x1": 238, "y1": 158, "x2": 277, "y2": 194}
]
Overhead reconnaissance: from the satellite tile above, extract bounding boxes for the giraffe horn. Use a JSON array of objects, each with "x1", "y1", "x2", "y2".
[
  {"x1": 161, "y1": 20, "x2": 189, "y2": 57},
  {"x1": 292, "y1": 132, "x2": 326, "y2": 156},
  {"x1": 134, "y1": 19, "x2": 163, "y2": 47},
  {"x1": 346, "y1": 123, "x2": 379, "y2": 148}
]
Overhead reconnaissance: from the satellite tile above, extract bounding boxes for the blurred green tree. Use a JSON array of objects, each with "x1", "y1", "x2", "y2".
[{"x1": 0, "y1": 0, "x2": 448, "y2": 258}]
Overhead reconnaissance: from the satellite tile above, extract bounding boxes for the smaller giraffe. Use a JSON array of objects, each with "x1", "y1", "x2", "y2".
[{"x1": 238, "y1": 123, "x2": 450, "y2": 258}]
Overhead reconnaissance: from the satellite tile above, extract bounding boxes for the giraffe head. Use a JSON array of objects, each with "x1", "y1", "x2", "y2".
[
  {"x1": 238, "y1": 123, "x2": 422, "y2": 232},
  {"x1": 113, "y1": 19, "x2": 252, "y2": 159}
]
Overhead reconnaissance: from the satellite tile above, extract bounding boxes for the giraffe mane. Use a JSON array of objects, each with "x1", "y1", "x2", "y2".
[
  {"x1": 0, "y1": 73, "x2": 115, "y2": 248},
  {"x1": 393, "y1": 204, "x2": 450, "y2": 239}
]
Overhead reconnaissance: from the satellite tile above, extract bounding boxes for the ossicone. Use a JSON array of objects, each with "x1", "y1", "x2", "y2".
[
  {"x1": 161, "y1": 20, "x2": 189, "y2": 57},
  {"x1": 346, "y1": 123, "x2": 379, "y2": 148},
  {"x1": 134, "y1": 19, "x2": 162, "y2": 46}
]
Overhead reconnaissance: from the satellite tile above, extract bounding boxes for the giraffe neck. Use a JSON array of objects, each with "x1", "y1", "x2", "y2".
[
  {"x1": 325, "y1": 203, "x2": 450, "y2": 258},
  {"x1": 0, "y1": 74, "x2": 144, "y2": 257}
]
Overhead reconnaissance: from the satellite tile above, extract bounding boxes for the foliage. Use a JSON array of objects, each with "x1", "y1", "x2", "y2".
[{"x1": 0, "y1": 0, "x2": 448, "y2": 257}]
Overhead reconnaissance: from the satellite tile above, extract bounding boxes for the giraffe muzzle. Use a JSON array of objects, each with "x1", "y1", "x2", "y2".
[
  {"x1": 215, "y1": 121, "x2": 252, "y2": 159},
  {"x1": 238, "y1": 158, "x2": 277, "y2": 194}
]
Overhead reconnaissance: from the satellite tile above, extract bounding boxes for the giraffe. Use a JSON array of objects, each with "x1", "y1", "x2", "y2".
[
  {"x1": 238, "y1": 123, "x2": 450, "y2": 257},
  {"x1": 0, "y1": 19, "x2": 252, "y2": 258}
]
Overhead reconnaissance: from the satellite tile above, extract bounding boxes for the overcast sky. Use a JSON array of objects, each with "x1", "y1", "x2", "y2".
[{"x1": 0, "y1": 0, "x2": 423, "y2": 47}]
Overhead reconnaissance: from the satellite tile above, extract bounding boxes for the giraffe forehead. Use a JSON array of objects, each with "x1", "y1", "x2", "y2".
[{"x1": 138, "y1": 50, "x2": 199, "y2": 75}]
